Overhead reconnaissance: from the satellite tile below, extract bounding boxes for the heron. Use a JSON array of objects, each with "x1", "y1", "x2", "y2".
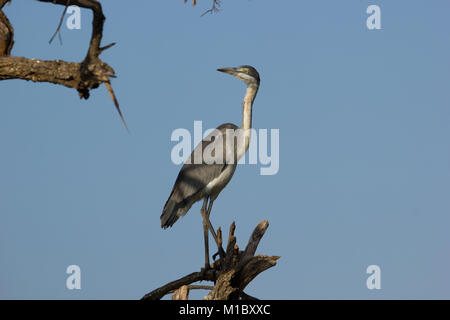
[{"x1": 160, "y1": 65, "x2": 260, "y2": 270}]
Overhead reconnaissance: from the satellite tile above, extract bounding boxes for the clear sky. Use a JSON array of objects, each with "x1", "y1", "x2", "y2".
[{"x1": 1, "y1": 0, "x2": 450, "y2": 299}]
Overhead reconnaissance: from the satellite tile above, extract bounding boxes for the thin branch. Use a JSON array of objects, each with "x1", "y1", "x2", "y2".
[
  {"x1": 169, "y1": 284, "x2": 214, "y2": 293},
  {"x1": 187, "y1": 285, "x2": 214, "y2": 291},
  {"x1": 217, "y1": 226, "x2": 223, "y2": 254},
  {"x1": 99, "y1": 42, "x2": 116, "y2": 53},
  {"x1": 184, "y1": 0, "x2": 222, "y2": 16},
  {"x1": 0, "y1": 0, "x2": 10, "y2": 10},
  {"x1": 141, "y1": 269, "x2": 217, "y2": 300},
  {"x1": 37, "y1": 0, "x2": 106, "y2": 59},
  {"x1": 48, "y1": 0, "x2": 70, "y2": 45},
  {"x1": 201, "y1": 0, "x2": 221, "y2": 17},
  {"x1": 105, "y1": 81, "x2": 130, "y2": 133}
]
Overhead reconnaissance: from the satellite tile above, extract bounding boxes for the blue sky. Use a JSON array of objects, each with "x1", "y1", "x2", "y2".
[{"x1": 1, "y1": 0, "x2": 450, "y2": 299}]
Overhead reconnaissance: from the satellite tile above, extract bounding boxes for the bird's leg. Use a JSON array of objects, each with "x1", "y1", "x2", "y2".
[
  {"x1": 200, "y1": 197, "x2": 211, "y2": 271},
  {"x1": 205, "y1": 199, "x2": 226, "y2": 260}
]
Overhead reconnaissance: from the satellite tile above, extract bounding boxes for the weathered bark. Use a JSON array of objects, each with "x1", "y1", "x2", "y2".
[
  {"x1": 185, "y1": 0, "x2": 222, "y2": 16},
  {"x1": 142, "y1": 220, "x2": 280, "y2": 300},
  {"x1": 0, "y1": 0, "x2": 13, "y2": 56},
  {"x1": 1, "y1": 56, "x2": 83, "y2": 87},
  {"x1": 0, "y1": 0, "x2": 128, "y2": 131},
  {"x1": 204, "y1": 220, "x2": 279, "y2": 300},
  {"x1": 0, "y1": 0, "x2": 225, "y2": 130},
  {"x1": 142, "y1": 269, "x2": 218, "y2": 301},
  {"x1": 171, "y1": 285, "x2": 189, "y2": 300}
]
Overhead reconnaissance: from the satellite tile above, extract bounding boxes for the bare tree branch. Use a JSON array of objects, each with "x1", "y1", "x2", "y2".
[
  {"x1": 184, "y1": 0, "x2": 222, "y2": 16},
  {"x1": 142, "y1": 220, "x2": 279, "y2": 300},
  {"x1": 105, "y1": 80, "x2": 130, "y2": 133},
  {"x1": 201, "y1": 0, "x2": 221, "y2": 17},
  {"x1": 0, "y1": 1, "x2": 13, "y2": 56},
  {"x1": 141, "y1": 269, "x2": 218, "y2": 300},
  {"x1": 186, "y1": 285, "x2": 214, "y2": 291},
  {"x1": 48, "y1": 0, "x2": 70, "y2": 45},
  {"x1": 204, "y1": 221, "x2": 279, "y2": 300},
  {"x1": 171, "y1": 285, "x2": 189, "y2": 300},
  {"x1": 0, "y1": 0, "x2": 129, "y2": 131},
  {"x1": 0, "y1": 0, "x2": 10, "y2": 10}
]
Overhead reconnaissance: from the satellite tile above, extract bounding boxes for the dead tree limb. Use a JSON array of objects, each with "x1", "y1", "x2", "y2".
[
  {"x1": 141, "y1": 269, "x2": 218, "y2": 300},
  {"x1": 0, "y1": 0, "x2": 128, "y2": 130},
  {"x1": 142, "y1": 220, "x2": 280, "y2": 300},
  {"x1": 184, "y1": 0, "x2": 222, "y2": 16},
  {"x1": 205, "y1": 220, "x2": 279, "y2": 300},
  {"x1": 200, "y1": 0, "x2": 221, "y2": 16},
  {"x1": 0, "y1": 0, "x2": 13, "y2": 56},
  {"x1": 171, "y1": 285, "x2": 190, "y2": 300}
]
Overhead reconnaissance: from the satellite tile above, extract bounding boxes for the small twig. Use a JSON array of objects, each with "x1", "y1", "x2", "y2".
[
  {"x1": 201, "y1": 0, "x2": 221, "y2": 17},
  {"x1": 169, "y1": 284, "x2": 214, "y2": 293},
  {"x1": 217, "y1": 226, "x2": 223, "y2": 252},
  {"x1": 49, "y1": 0, "x2": 70, "y2": 45},
  {"x1": 99, "y1": 42, "x2": 116, "y2": 53},
  {"x1": 105, "y1": 80, "x2": 130, "y2": 133},
  {"x1": 141, "y1": 269, "x2": 217, "y2": 300},
  {"x1": 188, "y1": 285, "x2": 214, "y2": 291}
]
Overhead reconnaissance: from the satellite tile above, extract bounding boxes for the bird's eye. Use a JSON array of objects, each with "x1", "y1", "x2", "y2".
[{"x1": 239, "y1": 67, "x2": 249, "y2": 74}]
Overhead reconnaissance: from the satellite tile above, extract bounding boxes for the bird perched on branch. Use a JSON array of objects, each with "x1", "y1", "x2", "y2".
[{"x1": 161, "y1": 65, "x2": 260, "y2": 270}]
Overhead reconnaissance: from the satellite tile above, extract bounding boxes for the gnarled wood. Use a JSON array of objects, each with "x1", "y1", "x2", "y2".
[
  {"x1": 0, "y1": 0, "x2": 13, "y2": 56},
  {"x1": 141, "y1": 269, "x2": 218, "y2": 300},
  {"x1": 171, "y1": 285, "x2": 189, "y2": 300},
  {"x1": 0, "y1": 0, "x2": 127, "y2": 130},
  {"x1": 142, "y1": 220, "x2": 279, "y2": 300}
]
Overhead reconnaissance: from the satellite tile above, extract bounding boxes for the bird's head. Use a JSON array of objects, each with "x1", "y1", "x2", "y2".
[{"x1": 217, "y1": 65, "x2": 260, "y2": 87}]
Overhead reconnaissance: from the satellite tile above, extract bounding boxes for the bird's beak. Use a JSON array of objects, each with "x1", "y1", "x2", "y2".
[{"x1": 217, "y1": 67, "x2": 238, "y2": 76}]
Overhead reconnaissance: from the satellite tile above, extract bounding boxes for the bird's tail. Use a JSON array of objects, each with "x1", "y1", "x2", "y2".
[{"x1": 160, "y1": 197, "x2": 180, "y2": 229}]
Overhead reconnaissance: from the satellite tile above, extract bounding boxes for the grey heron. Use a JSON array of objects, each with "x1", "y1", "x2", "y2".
[{"x1": 161, "y1": 65, "x2": 260, "y2": 269}]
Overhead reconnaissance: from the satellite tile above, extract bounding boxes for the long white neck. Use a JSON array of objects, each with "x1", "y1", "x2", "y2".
[{"x1": 237, "y1": 84, "x2": 258, "y2": 160}]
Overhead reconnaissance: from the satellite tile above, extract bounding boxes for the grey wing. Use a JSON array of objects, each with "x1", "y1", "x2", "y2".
[{"x1": 160, "y1": 123, "x2": 238, "y2": 228}]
